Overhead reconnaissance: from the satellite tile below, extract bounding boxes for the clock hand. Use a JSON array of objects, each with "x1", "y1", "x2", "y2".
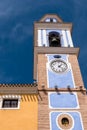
[{"x1": 58, "y1": 64, "x2": 62, "y2": 67}]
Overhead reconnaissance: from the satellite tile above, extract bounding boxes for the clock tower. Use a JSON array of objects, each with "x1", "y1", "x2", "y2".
[{"x1": 34, "y1": 14, "x2": 87, "y2": 130}]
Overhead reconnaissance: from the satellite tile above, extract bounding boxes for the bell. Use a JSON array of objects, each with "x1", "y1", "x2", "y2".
[{"x1": 52, "y1": 37, "x2": 57, "y2": 42}]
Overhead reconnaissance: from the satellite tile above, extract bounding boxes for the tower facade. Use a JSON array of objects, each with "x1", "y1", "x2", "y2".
[{"x1": 34, "y1": 14, "x2": 87, "y2": 130}]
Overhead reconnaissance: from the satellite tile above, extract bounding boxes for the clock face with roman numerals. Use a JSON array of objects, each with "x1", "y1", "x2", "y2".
[{"x1": 50, "y1": 59, "x2": 68, "y2": 73}]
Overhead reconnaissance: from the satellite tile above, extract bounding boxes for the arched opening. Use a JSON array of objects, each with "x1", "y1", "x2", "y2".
[
  {"x1": 61, "y1": 117, "x2": 69, "y2": 126},
  {"x1": 49, "y1": 31, "x2": 61, "y2": 47},
  {"x1": 54, "y1": 55, "x2": 61, "y2": 58}
]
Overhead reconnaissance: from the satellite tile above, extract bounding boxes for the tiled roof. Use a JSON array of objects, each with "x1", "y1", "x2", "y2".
[{"x1": 0, "y1": 83, "x2": 37, "y2": 94}]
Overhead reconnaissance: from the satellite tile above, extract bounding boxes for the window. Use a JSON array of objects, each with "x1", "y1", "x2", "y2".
[
  {"x1": 45, "y1": 18, "x2": 57, "y2": 23},
  {"x1": 61, "y1": 117, "x2": 69, "y2": 126},
  {"x1": 57, "y1": 113, "x2": 73, "y2": 129},
  {"x1": 2, "y1": 99, "x2": 18, "y2": 108},
  {"x1": 0, "y1": 95, "x2": 21, "y2": 109}
]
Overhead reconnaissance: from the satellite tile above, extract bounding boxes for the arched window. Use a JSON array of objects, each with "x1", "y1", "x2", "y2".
[
  {"x1": 49, "y1": 31, "x2": 61, "y2": 47},
  {"x1": 45, "y1": 18, "x2": 57, "y2": 23}
]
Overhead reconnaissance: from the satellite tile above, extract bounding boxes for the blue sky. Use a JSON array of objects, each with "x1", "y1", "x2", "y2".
[{"x1": 0, "y1": 0, "x2": 87, "y2": 88}]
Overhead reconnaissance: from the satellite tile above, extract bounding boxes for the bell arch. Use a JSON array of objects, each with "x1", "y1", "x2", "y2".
[{"x1": 49, "y1": 31, "x2": 61, "y2": 47}]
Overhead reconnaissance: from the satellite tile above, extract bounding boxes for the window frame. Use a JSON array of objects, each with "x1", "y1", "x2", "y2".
[{"x1": 0, "y1": 95, "x2": 21, "y2": 110}]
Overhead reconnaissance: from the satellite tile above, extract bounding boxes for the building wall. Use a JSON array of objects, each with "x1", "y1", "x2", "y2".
[
  {"x1": 37, "y1": 53, "x2": 87, "y2": 130},
  {"x1": 68, "y1": 55, "x2": 84, "y2": 88},
  {"x1": 38, "y1": 54, "x2": 47, "y2": 89},
  {"x1": 38, "y1": 91, "x2": 87, "y2": 130},
  {"x1": 0, "y1": 95, "x2": 38, "y2": 130}
]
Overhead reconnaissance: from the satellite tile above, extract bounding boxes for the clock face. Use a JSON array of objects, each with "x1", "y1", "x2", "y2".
[{"x1": 50, "y1": 59, "x2": 68, "y2": 73}]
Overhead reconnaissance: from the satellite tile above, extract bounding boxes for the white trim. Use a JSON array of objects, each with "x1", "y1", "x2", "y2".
[
  {"x1": 43, "y1": 30, "x2": 47, "y2": 46},
  {"x1": 46, "y1": 30, "x2": 49, "y2": 46},
  {"x1": 66, "y1": 30, "x2": 73, "y2": 47},
  {"x1": 48, "y1": 92, "x2": 79, "y2": 109},
  {"x1": 49, "y1": 111, "x2": 84, "y2": 130},
  {"x1": 38, "y1": 30, "x2": 42, "y2": 46},
  {"x1": 0, "y1": 95, "x2": 21, "y2": 110},
  {"x1": 61, "y1": 30, "x2": 68, "y2": 47}
]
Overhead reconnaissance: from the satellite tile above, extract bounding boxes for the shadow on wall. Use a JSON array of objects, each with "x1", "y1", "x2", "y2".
[
  {"x1": 21, "y1": 95, "x2": 38, "y2": 102},
  {"x1": 21, "y1": 94, "x2": 44, "y2": 102}
]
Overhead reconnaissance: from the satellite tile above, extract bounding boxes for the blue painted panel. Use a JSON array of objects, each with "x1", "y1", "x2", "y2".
[
  {"x1": 48, "y1": 70, "x2": 74, "y2": 88},
  {"x1": 47, "y1": 54, "x2": 74, "y2": 88},
  {"x1": 49, "y1": 92, "x2": 78, "y2": 108},
  {"x1": 47, "y1": 54, "x2": 67, "y2": 61},
  {"x1": 50, "y1": 112, "x2": 83, "y2": 130}
]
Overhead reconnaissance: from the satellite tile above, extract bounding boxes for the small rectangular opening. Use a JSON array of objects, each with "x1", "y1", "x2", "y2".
[{"x1": 2, "y1": 99, "x2": 18, "y2": 108}]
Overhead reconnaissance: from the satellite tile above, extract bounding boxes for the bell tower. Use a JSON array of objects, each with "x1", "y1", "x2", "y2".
[{"x1": 34, "y1": 14, "x2": 87, "y2": 130}]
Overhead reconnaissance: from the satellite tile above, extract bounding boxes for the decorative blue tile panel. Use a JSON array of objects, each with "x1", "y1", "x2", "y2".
[
  {"x1": 49, "y1": 92, "x2": 79, "y2": 109},
  {"x1": 47, "y1": 54, "x2": 74, "y2": 88},
  {"x1": 50, "y1": 112, "x2": 84, "y2": 130},
  {"x1": 48, "y1": 69, "x2": 74, "y2": 88}
]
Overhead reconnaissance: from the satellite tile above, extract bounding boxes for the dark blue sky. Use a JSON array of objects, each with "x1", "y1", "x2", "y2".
[{"x1": 0, "y1": 0, "x2": 87, "y2": 88}]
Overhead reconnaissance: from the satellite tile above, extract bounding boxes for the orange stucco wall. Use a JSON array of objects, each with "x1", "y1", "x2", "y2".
[{"x1": 0, "y1": 95, "x2": 38, "y2": 130}]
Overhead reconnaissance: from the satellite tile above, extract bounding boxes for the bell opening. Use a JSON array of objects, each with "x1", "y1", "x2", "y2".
[
  {"x1": 49, "y1": 31, "x2": 61, "y2": 47},
  {"x1": 50, "y1": 18, "x2": 53, "y2": 22}
]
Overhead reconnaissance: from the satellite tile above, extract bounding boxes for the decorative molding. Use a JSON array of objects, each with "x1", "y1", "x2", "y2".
[
  {"x1": 0, "y1": 83, "x2": 37, "y2": 94},
  {"x1": 38, "y1": 88, "x2": 86, "y2": 94}
]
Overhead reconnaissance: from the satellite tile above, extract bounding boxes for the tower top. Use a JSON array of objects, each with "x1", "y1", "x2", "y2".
[
  {"x1": 39, "y1": 14, "x2": 63, "y2": 23},
  {"x1": 35, "y1": 14, "x2": 73, "y2": 33},
  {"x1": 34, "y1": 14, "x2": 79, "y2": 79}
]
